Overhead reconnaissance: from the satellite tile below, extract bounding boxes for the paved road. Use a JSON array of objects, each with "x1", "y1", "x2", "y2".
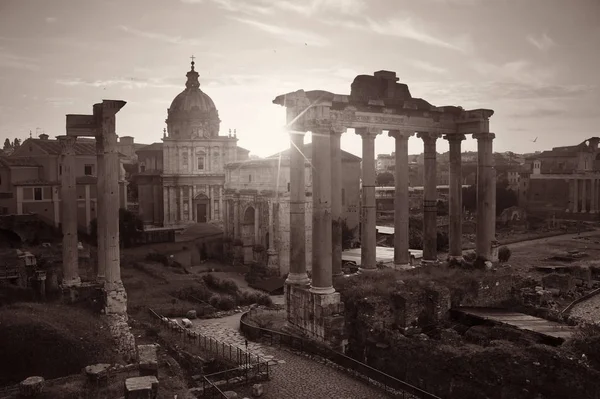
[
  {"x1": 191, "y1": 315, "x2": 390, "y2": 399},
  {"x1": 569, "y1": 292, "x2": 600, "y2": 323}
]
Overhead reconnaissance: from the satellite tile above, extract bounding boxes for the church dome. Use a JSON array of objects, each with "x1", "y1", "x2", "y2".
[{"x1": 165, "y1": 60, "x2": 221, "y2": 139}]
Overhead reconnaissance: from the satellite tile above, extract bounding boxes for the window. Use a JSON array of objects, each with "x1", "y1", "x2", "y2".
[
  {"x1": 34, "y1": 187, "x2": 42, "y2": 201},
  {"x1": 197, "y1": 156, "x2": 205, "y2": 170},
  {"x1": 182, "y1": 152, "x2": 188, "y2": 167},
  {"x1": 84, "y1": 164, "x2": 94, "y2": 176}
]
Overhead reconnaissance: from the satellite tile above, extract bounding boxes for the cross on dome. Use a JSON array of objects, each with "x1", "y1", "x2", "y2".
[{"x1": 190, "y1": 55, "x2": 195, "y2": 71}]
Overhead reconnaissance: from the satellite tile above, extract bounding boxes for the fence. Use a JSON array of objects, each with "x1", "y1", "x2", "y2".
[
  {"x1": 148, "y1": 308, "x2": 269, "y2": 398},
  {"x1": 239, "y1": 312, "x2": 441, "y2": 399}
]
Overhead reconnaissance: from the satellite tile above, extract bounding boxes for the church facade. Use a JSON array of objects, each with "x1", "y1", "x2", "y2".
[{"x1": 134, "y1": 61, "x2": 249, "y2": 227}]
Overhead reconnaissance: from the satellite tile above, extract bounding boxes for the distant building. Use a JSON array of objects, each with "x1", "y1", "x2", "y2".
[
  {"x1": 0, "y1": 134, "x2": 128, "y2": 232},
  {"x1": 376, "y1": 152, "x2": 395, "y2": 172},
  {"x1": 521, "y1": 137, "x2": 600, "y2": 218},
  {"x1": 223, "y1": 143, "x2": 361, "y2": 276}
]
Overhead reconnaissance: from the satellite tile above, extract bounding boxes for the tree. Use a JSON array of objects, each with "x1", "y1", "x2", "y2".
[
  {"x1": 462, "y1": 180, "x2": 518, "y2": 215},
  {"x1": 3, "y1": 138, "x2": 11, "y2": 150},
  {"x1": 376, "y1": 172, "x2": 394, "y2": 186},
  {"x1": 89, "y1": 208, "x2": 143, "y2": 248}
]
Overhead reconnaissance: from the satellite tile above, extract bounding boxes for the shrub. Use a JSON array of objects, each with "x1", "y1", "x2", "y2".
[
  {"x1": 217, "y1": 295, "x2": 236, "y2": 311},
  {"x1": 463, "y1": 251, "x2": 477, "y2": 262},
  {"x1": 256, "y1": 292, "x2": 273, "y2": 307},
  {"x1": 201, "y1": 274, "x2": 239, "y2": 295},
  {"x1": 498, "y1": 246, "x2": 511, "y2": 263}
]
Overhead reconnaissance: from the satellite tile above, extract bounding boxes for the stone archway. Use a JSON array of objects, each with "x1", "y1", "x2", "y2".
[
  {"x1": 194, "y1": 194, "x2": 209, "y2": 223},
  {"x1": 242, "y1": 206, "x2": 255, "y2": 264}
]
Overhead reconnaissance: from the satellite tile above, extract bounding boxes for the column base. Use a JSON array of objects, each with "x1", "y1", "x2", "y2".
[
  {"x1": 103, "y1": 281, "x2": 128, "y2": 315},
  {"x1": 358, "y1": 267, "x2": 378, "y2": 274},
  {"x1": 61, "y1": 276, "x2": 82, "y2": 288},
  {"x1": 266, "y1": 249, "x2": 279, "y2": 269},
  {"x1": 309, "y1": 285, "x2": 336, "y2": 295},
  {"x1": 420, "y1": 259, "x2": 440, "y2": 266},
  {"x1": 284, "y1": 284, "x2": 347, "y2": 352},
  {"x1": 391, "y1": 262, "x2": 412, "y2": 271},
  {"x1": 285, "y1": 273, "x2": 310, "y2": 286}
]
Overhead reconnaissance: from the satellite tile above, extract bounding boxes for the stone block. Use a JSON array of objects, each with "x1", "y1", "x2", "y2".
[
  {"x1": 224, "y1": 391, "x2": 239, "y2": 398},
  {"x1": 542, "y1": 273, "x2": 575, "y2": 293},
  {"x1": 84, "y1": 363, "x2": 111, "y2": 386},
  {"x1": 124, "y1": 376, "x2": 159, "y2": 399},
  {"x1": 19, "y1": 376, "x2": 44, "y2": 397},
  {"x1": 181, "y1": 318, "x2": 193, "y2": 328},
  {"x1": 186, "y1": 309, "x2": 197, "y2": 319},
  {"x1": 138, "y1": 345, "x2": 158, "y2": 377},
  {"x1": 252, "y1": 383, "x2": 264, "y2": 397}
]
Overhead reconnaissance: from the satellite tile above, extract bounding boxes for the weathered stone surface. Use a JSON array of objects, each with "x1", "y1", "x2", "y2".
[
  {"x1": 252, "y1": 383, "x2": 264, "y2": 397},
  {"x1": 84, "y1": 363, "x2": 111, "y2": 383},
  {"x1": 138, "y1": 344, "x2": 158, "y2": 377},
  {"x1": 124, "y1": 376, "x2": 158, "y2": 399},
  {"x1": 542, "y1": 273, "x2": 575, "y2": 293},
  {"x1": 186, "y1": 309, "x2": 197, "y2": 319},
  {"x1": 19, "y1": 376, "x2": 45, "y2": 397},
  {"x1": 182, "y1": 318, "x2": 193, "y2": 328},
  {"x1": 224, "y1": 391, "x2": 239, "y2": 399},
  {"x1": 107, "y1": 314, "x2": 137, "y2": 363}
]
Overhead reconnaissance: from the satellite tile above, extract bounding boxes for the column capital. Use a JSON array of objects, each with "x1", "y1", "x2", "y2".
[
  {"x1": 355, "y1": 127, "x2": 381, "y2": 140},
  {"x1": 388, "y1": 130, "x2": 414, "y2": 140},
  {"x1": 416, "y1": 132, "x2": 441, "y2": 142},
  {"x1": 57, "y1": 135, "x2": 77, "y2": 155},
  {"x1": 444, "y1": 133, "x2": 466, "y2": 142},
  {"x1": 473, "y1": 132, "x2": 496, "y2": 141}
]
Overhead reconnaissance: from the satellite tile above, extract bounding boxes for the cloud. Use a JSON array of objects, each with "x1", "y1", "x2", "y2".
[
  {"x1": 527, "y1": 33, "x2": 555, "y2": 51},
  {"x1": 230, "y1": 17, "x2": 330, "y2": 46},
  {"x1": 205, "y1": 0, "x2": 273, "y2": 15},
  {"x1": 118, "y1": 25, "x2": 203, "y2": 46},
  {"x1": 56, "y1": 76, "x2": 181, "y2": 89},
  {"x1": 471, "y1": 59, "x2": 555, "y2": 86},
  {"x1": 409, "y1": 60, "x2": 448, "y2": 75},
  {"x1": 325, "y1": 17, "x2": 472, "y2": 52},
  {"x1": 180, "y1": 0, "x2": 203, "y2": 3},
  {"x1": 45, "y1": 97, "x2": 75, "y2": 107},
  {"x1": 45, "y1": 17, "x2": 57, "y2": 24},
  {"x1": 269, "y1": 0, "x2": 366, "y2": 16},
  {"x1": 0, "y1": 49, "x2": 39, "y2": 71}
]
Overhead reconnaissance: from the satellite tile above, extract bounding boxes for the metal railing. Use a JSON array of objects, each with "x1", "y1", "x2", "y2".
[{"x1": 239, "y1": 312, "x2": 441, "y2": 399}]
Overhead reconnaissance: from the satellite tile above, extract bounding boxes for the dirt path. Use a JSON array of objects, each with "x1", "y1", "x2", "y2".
[{"x1": 503, "y1": 229, "x2": 600, "y2": 250}]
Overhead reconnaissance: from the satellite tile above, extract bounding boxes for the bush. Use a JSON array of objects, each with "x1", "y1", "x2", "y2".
[
  {"x1": 201, "y1": 274, "x2": 240, "y2": 295},
  {"x1": 256, "y1": 292, "x2": 273, "y2": 307},
  {"x1": 463, "y1": 251, "x2": 477, "y2": 262},
  {"x1": 217, "y1": 295, "x2": 236, "y2": 311},
  {"x1": 498, "y1": 246, "x2": 511, "y2": 263}
]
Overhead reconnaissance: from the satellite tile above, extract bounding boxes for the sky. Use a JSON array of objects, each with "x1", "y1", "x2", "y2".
[{"x1": 0, "y1": 0, "x2": 599, "y2": 158}]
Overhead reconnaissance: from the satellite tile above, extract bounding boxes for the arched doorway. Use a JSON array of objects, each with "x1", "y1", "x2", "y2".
[
  {"x1": 195, "y1": 194, "x2": 209, "y2": 223},
  {"x1": 242, "y1": 206, "x2": 255, "y2": 264}
]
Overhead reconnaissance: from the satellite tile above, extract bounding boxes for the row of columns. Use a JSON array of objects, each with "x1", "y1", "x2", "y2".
[
  {"x1": 285, "y1": 126, "x2": 497, "y2": 292},
  {"x1": 567, "y1": 178, "x2": 600, "y2": 213},
  {"x1": 163, "y1": 185, "x2": 225, "y2": 224},
  {"x1": 58, "y1": 116, "x2": 122, "y2": 289}
]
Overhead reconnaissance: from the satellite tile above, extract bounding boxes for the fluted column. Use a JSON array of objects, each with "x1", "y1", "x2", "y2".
[
  {"x1": 591, "y1": 179, "x2": 597, "y2": 213},
  {"x1": 474, "y1": 132, "x2": 496, "y2": 259},
  {"x1": 58, "y1": 135, "x2": 81, "y2": 287},
  {"x1": 356, "y1": 127, "x2": 381, "y2": 271},
  {"x1": 254, "y1": 205, "x2": 259, "y2": 243},
  {"x1": 417, "y1": 132, "x2": 440, "y2": 263},
  {"x1": 233, "y1": 198, "x2": 240, "y2": 239},
  {"x1": 446, "y1": 134, "x2": 466, "y2": 260},
  {"x1": 582, "y1": 179, "x2": 588, "y2": 213},
  {"x1": 330, "y1": 125, "x2": 345, "y2": 277},
  {"x1": 311, "y1": 126, "x2": 334, "y2": 293},
  {"x1": 219, "y1": 186, "x2": 224, "y2": 221},
  {"x1": 389, "y1": 130, "x2": 413, "y2": 267},
  {"x1": 95, "y1": 138, "x2": 106, "y2": 282},
  {"x1": 286, "y1": 130, "x2": 309, "y2": 285},
  {"x1": 573, "y1": 179, "x2": 579, "y2": 212},
  {"x1": 101, "y1": 127, "x2": 121, "y2": 287}
]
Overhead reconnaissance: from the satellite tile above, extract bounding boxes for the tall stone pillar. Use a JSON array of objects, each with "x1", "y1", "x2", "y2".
[
  {"x1": 95, "y1": 139, "x2": 106, "y2": 282},
  {"x1": 267, "y1": 200, "x2": 278, "y2": 268},
  {"x1": 233, "y1": 198, "x2": 240, "y2": 239},
  {"x1": 356, "y1": 127, "x2": 381, "y2": 271},
  {"x1": 254, "y1": 205, "x2": 260, "y2": 242},
  {"x1": 100, "y1": 100, "x2": 127, "y2": 314},
  {"x1": 189, "y1": 186, "x2": 194, "y2": 222},
  {"x1": 582, "y1": 179, "x2": 587, "y2": 213},
  {"x1": 591, "y1": 179, "x2": 597, "y2": 213},
  {"x1": 573, "y1": 179, "x2": 579, "y2": 212},
  {"x1": 474, "y1": 133, "x2": 496, "y2": 259},
  {"x1": 179, "y1": 187, "x2": 185, "y2": 220},
  {"x1": 219, "y1": 186, "x2": 224, "y2": 221},
  {"x1": 58, "y1": 136, "x2": 81, "y2": 287},
  {"x1": 311, "y1": 126, "x2": 334, "y2": 293},
  {"x1": 417, "y1": 132, "x2": 440, "y2": 263},
  {"x1": 330, "y1": 126, "x2": 345, "y2": 277},
  {"x1": 446, "y1": 134, "x2": 466, "y2": 260},
  {"x1": 286, "y1": 130, "x2": 309, "y2": 285},
  {"x1": 388, "y1": 130, "x2": 412, "y2": 267}
]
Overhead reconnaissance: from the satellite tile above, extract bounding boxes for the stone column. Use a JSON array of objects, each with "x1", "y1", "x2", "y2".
[
  {"x1": 573, "y1": 179, "x2": 579, "y2": 212},
  {"x1": 417, "y1": 132, "x2": 440, "y2": 263},
  {"x1": 219, "y1": 186, "x2": 224, "y2": 221},
  {"x1": 210, "y1": 186, "x2": 216, "y2": 221},
  {"x1": 330, "y1": 126, "x2": 345, "y2": 277},
  {"x1": 189, "y1": 186, "x2": 194, "y2": 222},
  {"x1": 311, "y1": 126, "x2": 334, "y2": 293},
  {"x1": 179, "y1": 187, "x2": 184, "y2": 221},
  {"x1": 254, "y1": 205, "x2": 259, "y2": 243},
  {"x1": 389, "y1": 130, "x2": 412, "y2": 267},
  {"x1": 474, "y1": 132, "x2": 496, "y2": 259},
  {"x1": 286, "y1": 130, "x2": 309, "y2": 285},
  {"x1": 445, "y1": 134, "x2": 466, "y2": 260},
  {"x1": 591, "y1": 179, "x2": 597, "y2": 213},
  {"x1": 233, "y1": 198, "x2": 240, "y2": 239},
  {"x1": 95, "y1": 139, "x2": 107, "y2": 281},
  {"x1": 267, "y1": 200, "x2": 278, "y2": 268},
  {"x1": 581, "y1": 179, "x2": 588, "y2": 213},
  {"x1": 356, "y1": 127, "x2": 381, "y2": 271},
  {"x1": 58, "y1": 136, "x2": 81, "y2": 287}
]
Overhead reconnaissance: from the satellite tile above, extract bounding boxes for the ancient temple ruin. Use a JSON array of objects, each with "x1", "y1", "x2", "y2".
[
  {"x1": 274, "y1": 70, "x2": 496, "y2": 349},
  {"x1": 59, "y1": 99, "x2": 128, "y2": 314}
]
